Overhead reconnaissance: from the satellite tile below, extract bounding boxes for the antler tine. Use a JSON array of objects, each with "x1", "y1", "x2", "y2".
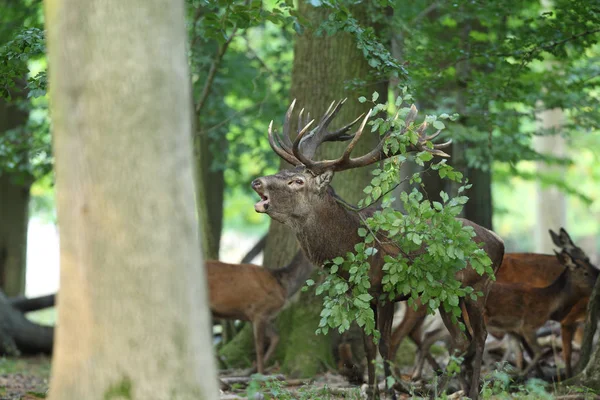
[
  {"x1": 325, "y1": 114, "x2": 365, "y2": 142},
  {"x1": 340, "y1": 109, "x2": 372, "y2": 162},
  {"x1": 292, "y1": 118, "x2": 316, "y2": 167},
  {"x1": 281, "y1": 99, "x2": 297, "y2": 148},
  {"x1": 268, "y1": 121, "x2": 301, "y2": 166},
  {"x1": 297, "y1": 108, "x2": 305, "y2": 136}
]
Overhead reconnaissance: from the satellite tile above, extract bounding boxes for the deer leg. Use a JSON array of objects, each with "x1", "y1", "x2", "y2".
[
  {"x1": 561, "y1": 323, "x2": 575, "y2": 378},
  {"x1": 390, "y1": 303, "x2": 427, "y2": 378},
  {"x1": 410, "y1": 330, "x2": 443, "y2": 374},
  {"x1": 412, "y1": 327, "x2": 445, "y2": 381},
  {"x1": 262, "y1": 321, "x2": 279, "y2": 366},
  {"x1": 252, "y1": 318, "x2": 266, "y2": 374},
  {"x1": 437, "y1": 309, "x2": 471, "y2": 397},
  {"x1": 363, "y1": 304, "x2": 380, "y2": 400},
  {"x1": 390, "y1": 302, "x2": 427, "y2": 358},
  {"x1": 463, "y1": 300, "x2": 487, "y2": 400},
  {"x1": 520, "y1": 331, "x2": 543, "y2": 377},
  {"x1": 378, "y1": 302, "x2": 397, "y2": 400}
]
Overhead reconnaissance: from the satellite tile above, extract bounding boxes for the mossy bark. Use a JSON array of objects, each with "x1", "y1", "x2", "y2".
[
  {"x1": 45, "y1": 0, "x2": 219, "y2": 399},
  {"x1": 218, "y1": 0, "x2": 387, "y2": 378}
]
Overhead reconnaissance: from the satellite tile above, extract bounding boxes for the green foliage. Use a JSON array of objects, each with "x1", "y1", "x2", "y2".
[
  {"x1": 312, "y1": 94, "x2": 494, "y2": 337},
  {"x1": 0, "y1": 27, "x2": 46, "y2": 100}
]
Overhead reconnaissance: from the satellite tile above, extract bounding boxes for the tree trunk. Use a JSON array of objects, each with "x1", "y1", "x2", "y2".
[
  {"x1": 45, "y1": 0, "x2": 219, "y2": 398},
  {"x1": 239, "y1": 1, "x2": 386, "y2": 378},
  {"x1": 572, "y1": 271, "x2": 600, "y2": 382},
  {"x1": 195, "y1": 132, "x2": 224, "y2": 260},
  {"x1": 0, "y1": 176, "x2": 30, "y2": 297},
  {"x1": 0, "y1": 94, "x2": 31, "y2": 297},
  {"x1": 463, "y1": 167, "x2": 493, "y2": 230},
  {"x1": 534, "y1": 108, "x2": 566, "y2": 253}
]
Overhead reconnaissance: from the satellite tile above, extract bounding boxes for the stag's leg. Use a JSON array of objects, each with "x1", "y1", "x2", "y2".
[
  {"x1": 561, "y1": 323, "x2": 576, "y2": 378},
  {"x1": 252, "y1": 319, "x2": 266, "y2": 374},
  {"x1": 364, "y1": 304, "x2": 380, "y2": 400},
  {"x1": 262, "y1": 321, "x2": 280, "y2": 366},
  {"x1": 378, "y1": 302, "x2": 397, "y2": 400},
  {"x1": 463, "y1": 300, "x2": 487, "y2": 400},
  {"x1": 412, "y1": 327, "x2": 445, "y2": 381},
  {"x1": 389, "y1": 302, "x2": 427, "y2": 361},
  {"x1": 437, "y1": 309, "x2": 472, "y2": 397}
]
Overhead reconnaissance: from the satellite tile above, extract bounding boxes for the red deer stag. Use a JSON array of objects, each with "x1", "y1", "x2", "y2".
[
  {"x1": 251, "y1": 99, "x2": 505, "y2": 399},
  {"x1": 207, "y1": 251, "x2": 313, "y2": 374},
  {"x1": 406, "y1": 229, "x2": 598, "y2": 379}
]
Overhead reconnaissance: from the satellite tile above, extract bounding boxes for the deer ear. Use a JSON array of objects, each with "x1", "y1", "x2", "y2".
[
  {"x1": 555, "y1": 250, "x2": 576, "y2": 270},
  {"x1": 549, "y1": 229, "x2": 561, "y2": 247},
  {"x1": 316, "y1": 170, "x2": 334, "y2": 193}
]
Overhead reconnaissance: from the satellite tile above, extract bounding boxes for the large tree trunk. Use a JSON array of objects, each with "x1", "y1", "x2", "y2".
[
  {"x1": 45, "y1": 0, "x2": 219, "y2": 399},
  {"x1": 220, "y1": 1, "x2": 387, "y2": 378},
  {"x1": 0, "y1": 95, "x2": 31, "y2": 297}
]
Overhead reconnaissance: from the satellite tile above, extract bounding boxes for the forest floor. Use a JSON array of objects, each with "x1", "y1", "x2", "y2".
[
  {"x1": 0, "y1": 356, "x2": 49, "y2": 400},
  {"x1": 0, "y1": 347, "x2": 597, "y2": 400}
]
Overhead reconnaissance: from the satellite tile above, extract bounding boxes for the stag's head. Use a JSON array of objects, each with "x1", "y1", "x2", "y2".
[{"x1": 252, "y1": 99, "x2": 452, "y2": 226}]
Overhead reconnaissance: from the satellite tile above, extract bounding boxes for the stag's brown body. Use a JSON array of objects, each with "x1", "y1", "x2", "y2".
[
  {"x1": 207, "y1": 251, "x2": 313, "y2": 374},
  {"x1": 252, "y1": 99, "x2": 505, "y2": 399}
]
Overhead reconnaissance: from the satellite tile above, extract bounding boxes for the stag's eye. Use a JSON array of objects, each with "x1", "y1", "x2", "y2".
[{"x1": 288, "y1": 178, "x2": 304, "y2": 186}]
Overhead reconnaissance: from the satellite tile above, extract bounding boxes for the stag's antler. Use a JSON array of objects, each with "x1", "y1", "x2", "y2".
[{"x1": 268, "y1": 99, "x2": 452, "y2": 174}]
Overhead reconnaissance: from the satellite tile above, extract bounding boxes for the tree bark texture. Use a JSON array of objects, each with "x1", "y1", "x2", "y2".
[
  {"x1": 0, "y1": 95, "x2": 30, "y2": 297},
  {"x1": 573, "y1": 273, "x2": 600, "y2": 381},
  {"x1": 45, "y1": 0, "x2": 219, "y2": 399},
  {"x1": 195, "y1": 132, "x2": 224, "y2": 260},
  {"x1": 262, "y1": 1, "x2": 387, "y2": 377}
]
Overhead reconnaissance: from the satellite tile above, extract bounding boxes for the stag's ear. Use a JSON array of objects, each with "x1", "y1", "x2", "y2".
[{"x1": 316, "y1": 170, "x2": 334, "y2": 193}]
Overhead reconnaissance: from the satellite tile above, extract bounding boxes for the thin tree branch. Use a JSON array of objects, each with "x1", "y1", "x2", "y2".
[{"x1": 195, "y1": 27, "x2": 239, "y2": 117}]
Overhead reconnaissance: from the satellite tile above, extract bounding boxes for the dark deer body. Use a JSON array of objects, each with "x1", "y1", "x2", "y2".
[
  {"x1": 252, "y1": 100, "x2": 505, "y2": 399},
  {"x1": 207, "y1": 251, "x2": 313, "y2": 374}
]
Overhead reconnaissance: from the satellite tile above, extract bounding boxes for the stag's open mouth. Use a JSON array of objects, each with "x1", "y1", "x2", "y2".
[{"x1": 254, "y1": 194, "x2": 270, "y2": 213}]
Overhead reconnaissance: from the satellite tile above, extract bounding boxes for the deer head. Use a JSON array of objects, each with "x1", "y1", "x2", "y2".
[
  {"x1": 554, "y1": 249, "x2": 599, "y2": 293},
  {"x1": 252, "y1": 99, "x2": 452, "y2": 227},
  {"x1": 550, "y1": 228, "x2": 590, "y2": 263}
]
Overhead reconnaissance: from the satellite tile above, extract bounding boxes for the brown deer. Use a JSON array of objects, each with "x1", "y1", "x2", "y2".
[
  {"x1": 393, "y1": 230, "x2": 593, "y2": 379},
  {"x1": 251, "y1": 99, "x2": 505, "y2": 399},
  {"x1": 207, "y1": 250, "x2": 313, "y2": 374},
  {"x1": 485, "y1": 240, "x2": 598, "y2": 376}
]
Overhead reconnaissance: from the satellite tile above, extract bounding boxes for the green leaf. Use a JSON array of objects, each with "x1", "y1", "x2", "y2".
[
  {"x1": 372, "y1": 91, "x2": 379, "y2": 102},
  {"x1": 357, "y1": 293, "x2": 373, "y2": 302},
  {"x1": 358, "y1": 96, "x2": 367, "y2": 103},
  {"x1": 333, "y1": 257, "x2": 344, "y2": 265},
  {"x1": 433, "y1": 120, "x2": 445, "y2": 130}
]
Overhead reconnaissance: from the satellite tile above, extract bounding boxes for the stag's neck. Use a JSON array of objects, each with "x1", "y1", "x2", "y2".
[
  {"x1": 293, "y1": 192, "x2": 364, "y2": 267},
  {"x1": 270, "y1": 251, "x2": 314, "y2": 297}
]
